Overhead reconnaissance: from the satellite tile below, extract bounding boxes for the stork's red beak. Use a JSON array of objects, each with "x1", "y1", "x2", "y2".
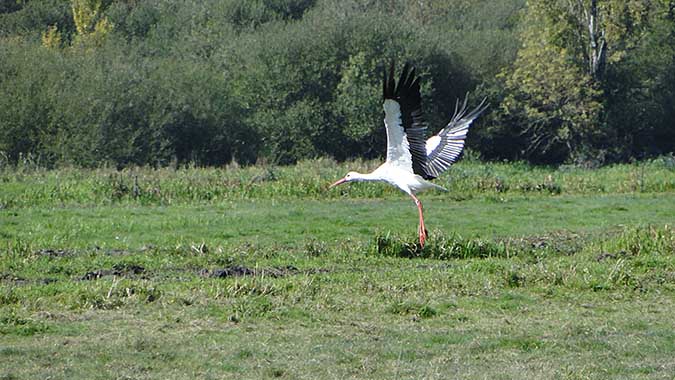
[{"x1": 328, "y1": 178, "x2": 347, "y2": 189}]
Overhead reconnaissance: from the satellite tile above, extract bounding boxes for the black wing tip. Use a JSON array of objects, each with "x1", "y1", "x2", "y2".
[
  {"x1": 384, "y1": 61, "x2": 396, "y2": 99},
  {"x1": 383, "y1": 61, "x2": 418, "y2": 100},
  {"x1": 465, "y1": 93, "x2": 489, "y2": 111},
  {"x1": 471, "y1": 95, "x2": 490, "y2": 115},
  {"x1": 449, "y1": 93, "x2": 490, "y2": 123},
  {"x1": 382, "y1": 61, "x2": 430, "y2": 179}
]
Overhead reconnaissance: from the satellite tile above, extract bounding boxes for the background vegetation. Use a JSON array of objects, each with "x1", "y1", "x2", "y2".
[
  {"x1": 1, "y1": 0, "x2": 673, "y2": 168},
  {"x1": 2, "y1": 3, "x2": 674, "y2": 377}
]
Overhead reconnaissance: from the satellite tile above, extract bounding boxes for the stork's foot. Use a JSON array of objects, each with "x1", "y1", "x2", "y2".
[
  {"x1": 418, "y1": 223, "x2": 428, "y2": 248},
  {"x1": 411, "y1": 194, "x2": 428, "y2": 248}
]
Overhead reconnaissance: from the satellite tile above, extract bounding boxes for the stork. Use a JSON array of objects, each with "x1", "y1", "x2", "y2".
[{"x1": 329, "y1": 63, "x2": 487, "y2": 247}]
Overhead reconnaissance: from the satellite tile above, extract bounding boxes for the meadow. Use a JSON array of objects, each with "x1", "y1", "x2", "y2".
[{"x1": 1, "y1": 157, "x2": 674, "y2": 379}]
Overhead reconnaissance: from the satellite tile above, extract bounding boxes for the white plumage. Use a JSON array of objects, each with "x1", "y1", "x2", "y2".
[
  {"x1": 330, "y1": 63, "x2": 487, "y2": 247},
  {"x1": 383, "y1": 99, "x2": 413, "y2": 171}
]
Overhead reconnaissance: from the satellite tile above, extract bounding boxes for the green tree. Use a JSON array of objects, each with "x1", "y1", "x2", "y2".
[
  {"x1": 333, "y1": 53, "x2": 384, "y2": 156},
  {"x1": 500, "y1": 0, "x2": 673, "y2": 164},
  {"x1": 603, "y1": 1, "x2": 675, "y2": 158},
  {"x1": 500, "y1": 1, "x2": 603, "y2": 163}
]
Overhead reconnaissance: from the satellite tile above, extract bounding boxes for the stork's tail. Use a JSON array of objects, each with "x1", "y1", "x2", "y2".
[{"x1": 416, "y1": 179, "x2": 447, "y2": 193}]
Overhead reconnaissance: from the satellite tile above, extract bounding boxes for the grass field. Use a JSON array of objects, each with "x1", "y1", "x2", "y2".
[{"x1": 1, "y1": 159, "x2": 674, "y2": 379}]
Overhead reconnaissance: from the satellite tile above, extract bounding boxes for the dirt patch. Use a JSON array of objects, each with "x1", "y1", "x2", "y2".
[
  {"x1": 80, "y1": 263, "x2": 146, "y2": 281},
  {"x1": 92, "y1": 246, "x2": 133, "y2": 256},
  {"x1": 1, "y1": 273, "x2": 58, "y2": 285},
  {"x1": 596, "y1": 250, "x2": 628, "y2": 262},
  {"x1": 94, "y1": 245, "x2": 136, "y2": 256},
  {"x1": 199, "y1": 265, "x2": 327, "y2": 279},
  {"x1": 35, "y1": 249, "x2": 72, "y2": 258},
  {"x1": 200, "y1": 265, "x2": 298, "y2": 278},
  {"x1": 105, "y1": 249, "x2": 132, "y2": 256},
  {"x1": 1, "y1": 273, "x2": 29, "y2": 285},
  {"x1": 503, "y1": 230, "x2": 592, "y2": 256},
  {"x1": 200, "y1": 266, "x2": 255, "y2": 278},
  {"x1": 34, "y1": 247, "x2": 133, "y2": 258}
]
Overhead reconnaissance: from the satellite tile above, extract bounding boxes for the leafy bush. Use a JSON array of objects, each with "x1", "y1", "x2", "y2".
[{"x1": 0, "y1": 0, "x2": 672, "y2": 167}]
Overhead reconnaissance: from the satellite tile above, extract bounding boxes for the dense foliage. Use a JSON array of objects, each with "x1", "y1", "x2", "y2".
[{"x1": 0, "y1": 0, "x2": 673, "y2": 167}]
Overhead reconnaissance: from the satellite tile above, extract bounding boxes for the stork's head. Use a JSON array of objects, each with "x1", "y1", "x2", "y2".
[{"x1": 329, "y1": 171, "x2": 360, "y2": 189}]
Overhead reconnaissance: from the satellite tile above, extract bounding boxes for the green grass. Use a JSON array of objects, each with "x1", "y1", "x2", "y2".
[
  {"x1": 1, "y1": 160, "x2": 674, "y2": 379},
  {"x1": 2, "y1": 194, "x2": 674, "y2": 248}
]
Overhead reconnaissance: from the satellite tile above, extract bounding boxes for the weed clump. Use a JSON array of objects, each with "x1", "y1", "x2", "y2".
[
  {"x1": 0, "y1": 287, "x2": 20, "y2": 306},
  {"x1": 517, "y1": 175, "x2": 562, "y2": 194},
  {"x1": 0, "y1": 312, "x2": 50, "y2": 336},
  {"x1": 506, "y1": 270, "x2": 526, "y2": 287},
  {"x1": 385, "y1": 301, "x2": 438, "y2": 319},
  {"x1": 372, "y1": 232, "x2": 509, "y2": 260},
  {"x1": 613, "y1": 224, "x2": 674, "y2": 257}
]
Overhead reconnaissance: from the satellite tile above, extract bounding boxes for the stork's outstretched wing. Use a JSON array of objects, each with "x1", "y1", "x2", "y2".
[
  {"x1": 382, "y1": 63, "x2": 487, "y2": 180},
  {"x1": 424, "y1": 97, "x2": 488, "y2": 179},
  {"x1": 382, "y1": 63, "x2": 430, "y2": 178}
]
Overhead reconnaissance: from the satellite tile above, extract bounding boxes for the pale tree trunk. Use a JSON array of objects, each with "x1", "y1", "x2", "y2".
[
  {"x1": 568, "y1": 0, "x2": 607, "y2": 79},
  {"x1": 586, "y1": 0, "x2": 606, "y2": 79}
]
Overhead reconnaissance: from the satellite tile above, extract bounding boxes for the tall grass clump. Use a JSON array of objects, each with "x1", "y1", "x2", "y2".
[
  {"x1": 371, "y1": 231, "x2": 509, "y2": 260},
  {"x1": 534, "y1": 225, "x2": 675, "y2": 292},
  {"x1": 612, "y1": 224, "x2": 675, "y2": 257}
]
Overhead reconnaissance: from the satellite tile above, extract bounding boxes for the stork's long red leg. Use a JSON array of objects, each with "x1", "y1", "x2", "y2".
[{"x1": 410, "y1": 194, "x2": 427, "y2": 247}]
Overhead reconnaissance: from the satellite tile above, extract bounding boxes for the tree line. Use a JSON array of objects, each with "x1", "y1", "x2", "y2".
[{"x1": 1, "y1": 0, "x2": 673, "y2": 168}]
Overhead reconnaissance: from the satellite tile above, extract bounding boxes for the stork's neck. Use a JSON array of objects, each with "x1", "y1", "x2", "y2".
[{"x1": 351, "y1": 171, "x2": 380, "y2": 182}]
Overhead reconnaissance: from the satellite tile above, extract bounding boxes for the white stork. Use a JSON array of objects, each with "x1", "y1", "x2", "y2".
[{"x1": 329, "y1": 63, "x2": 487, "y2": 247}]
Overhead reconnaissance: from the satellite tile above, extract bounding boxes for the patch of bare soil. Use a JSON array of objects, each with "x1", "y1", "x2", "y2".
[
  {"x1": 1, "y1": 273, "x2": 29, "y2": 285},
  {"x1": 199, "y1": 265, "x2": 328, "y2": 278},
  {"x1": 35, "y1": 248, "x2": 72, "y2": 257},
  {"x1": 596, "y1": 250, "x2": 628, "y2": 262},
  {"x1": 502, "y1": 230, "x2": 594, "y2": 256},
  {"x1": 93, "y1": 246, "x2": 134, "y2": 256},
  {"x1": 80, "y1": 263, "x2": 146, "y2": 281},
  {"x1": 1, "y1": 273, "x2": 58, "y2": 285},
  {"x1": 34, "y1": 247, "x2": 134, "y2": 258}
]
